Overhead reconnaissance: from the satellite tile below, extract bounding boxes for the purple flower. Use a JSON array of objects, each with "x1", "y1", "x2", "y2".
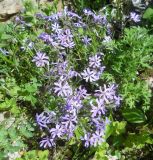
[
  {"x1": 35, "y1": 13, "x2": 44, "y2": 19},
  {"x1": 40, "y1": 137, "x2": 55, "y2": 148},
  {"x1": 54, "y1": 60, "x2": 68, "y2": 76},
  {"x1": 43, "y1": 13, "x2": 59, "y2": 21},
  {"x1": 50, "y1": 124, "x2": 64, "y2": 138},
  {"x1": 36, "y1": 111, "x2": 56, "y2": 129},
  {"x1": 82, "y1": 36, "x2": 92, "y2": 45},
  {"x1": 93, "y1": 14, "x2": 101, "y2": 22},
  {"x1": 61, "y1": 114, "x2": 77, "y2": 138},
  {"x1": 15, "y1": 16, "x2": 25, "y2": 24},
  {"x1": 90, "y1": 130, "x2": 105, "y2": 147},
  {"x1": 114, "y1": 96, "x2": 122, "y2": 107},
  {"x1": 38, "y1": 33, "x2": 58, "y2": 47},
  {"x1": 58, "y1": 29, "x2": 75, "y2": 48},
  {"x1": 36, "y1": 113, "x2": 48, "y2": 128},
  {"x1": 105, "y1": 117, "x2": 111, "y2": 125},
  {"x1": 66, "y1": 96, "x2": 83, "y2": 111},
  {"x1": 81, "y1": 68, "x2": 100, "y2": 82},
  {"x1": 67, "y1": 70, "x2": 80, "y2": 79},
  {"x1": 76, "y1": 86, "x2": 89, "y2": 99},
  {"x1": 67, "y1": 11, "x2": 81, "y2": 19},
  {"x1": 38, "y1": 33, "x2": 49, "y2": 41},
  {"x1": 93, "y1": 14, "x2": 107, "y2": 25},
  {"x1": 89, "y1": 54, "x2": 102, "y2": 69},
  {"x1": 130, "y1": 12, "x2": 141, "y2": 22},
  {"x1": 54, "y1": 81, "x2": 72, "y2": 97},
  {"x1": 90, "y1": 99, "x2": 106, "y2": 117},
  {"x1": 83, "y1": 8, "x2": 93, "y2": 16},
  {"x1": 32, "y1": 52, "x2": 49, "y2": 67},
  {"x1": 74, "y1": 21, "x2": 86, "y2": 28},
  {"x1": 95, "y1": 84, "x2": 117, "y2": 104},
  {"x1": 81, "y1": 133, "x2": 91, "y2": 147},
  {"x1": 91, "y1": 117, "x2": 105, "y2": 131}
]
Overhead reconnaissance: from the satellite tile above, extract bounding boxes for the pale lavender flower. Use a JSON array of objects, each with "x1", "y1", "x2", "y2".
[
  {"x1": 105, "y1": 117, "x2": 111, "y2": 125},
  {"x1": 89, "y1": 54, "x2": 101, "y2": 68},
  {"x1": 51, "y1": 13, "x2": 59, "y2": 21},
  {"x1": 103, "y1": 36, "x2": 112, "y2": 43},
  {"x1": 91, "y1": 117, "x2": 105, "y2": 131},
  {"x1": 81, "y1": 68, "x2": 99, "y2": 82},
  {"x1": 66, "y1": 96, "x2": 83, "y2": 111},
  {"x1": 44, "y1": 13, "x2": 59, "y2": 21},
  {"x1": 74, "y1": 21, "x2": 86, "y2": 28},
  {"x1": 15, "y1": 16, "x2": 25, "y2": 24},
  {"x1": 36, "y1": 113, "x2": 48, "y2": 128},
  {"x1": 73, "y1": 22, "x2": 82, "y2": 28},
  {"x1": 67, "y1": 70, "x2": 80, "y2": 79},
  {"x1": 93, "y1": 14, "x2": 107, "y2": 24},
  {"x1": 67, "y1": 11, "x2": 81, "y2": 19},
  {"x1": 40, "y1": 137, "x2": 55, "y2": 148},
  {"x1": 58, "y1": 29, "x2": 75, "y2": 48},
  {"x1": 63, "y1": 41, "x2": 75, "y2": 48},
  {"x1": 76, "y1": 86, "x2": 89, "y2": 99},
  {"x1": 83, "y1": 8, "x2": 93, "y2": 16},
  {"x1": 81, "y1": 133, "x2": 91, "y2": 147},
  {"x1": 38, "y1": 33, "x2": 49, "y2": 41},
  {"x1": 53, "y1": 60, "x2": 68, "y2": 75},
  {"x1": 32, "y1": 52, "x2": 49, "y2": 67},
  {"x1": 98, "y1": 66, "x2": 105, "y2": 76},
  {"x1": 130, "y1": 12, "x2": 141, "y2": 22},
  {"x1": 95, "y1": 84, "x2": 117, "y2": 104},
  {"x1": 90, "y1": 99, "x2": 106, "y2": 117},
  {"x1": 61, "y1": 114, "x2": 77, "y2": 133},
  {"x1": 90, "y1": 130, "x2": 105, "y2": 147},
  {"x1": 54, "y1": 81, "x2": 72, "y2": 97},
  {"x1": 39, "y1": 33, "x2": 58, "y2": 47},
  {"x1": 114, "y1": 96, "x2": 122, "y2": 107},
  {"x1": 35, "y1": 13, "x2": 44, "y2": 19},
  {"x1": 36, "y1": 111, "x2": 56, "y2": 129},
  {"x1": 82, "y1": 36, "x2": 92, "y2": 45},
  {"x1": 65, "y1": 29, "x2": 73, "y2": 39},
  {"x1": 50, "y1": 124, "x2": 64, "y2": 138},
  {"x1": 51, "y1": 23, "x2": 62, "y2": 33}
]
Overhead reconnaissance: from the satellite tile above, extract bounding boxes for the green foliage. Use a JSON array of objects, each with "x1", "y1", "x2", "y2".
[
  {"x1": 0, "y1": 77, "x2": 41, "y2": 114},
  {"x1": 143, "y1": 7, "x2": 153, "y2": 21},
  {"x1": 0, "y1": 116, "x2": 35, "y2": 159},
  {"x1": 121, "y1": 81, "x2": 151, "y2": 110},
  {"x1": 65, "y1": 0, "x2": 108, "y2": 12},
  {"x1": 17, "y1": 150, "x2": 49, "y2": 160},
  {"x1": 122, "y1": 108, "x2": 146, "y2": 123}
]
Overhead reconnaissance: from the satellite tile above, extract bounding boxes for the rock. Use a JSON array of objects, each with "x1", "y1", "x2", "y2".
[{"x1": 0, "y1": 0, "x2": 22, "y2": 22}]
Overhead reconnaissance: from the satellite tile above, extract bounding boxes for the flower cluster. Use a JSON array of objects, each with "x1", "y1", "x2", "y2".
[
  {"x1": 31, "y1": 7, "x2": 142, "y2": 68},
  {"x1": 81, "y1": 54, "x2": 105, "y2": 82},
  {"x1": 30, "y1": 7, "x2": 122, "y2": 149},
  {"x1": 36, "y1": 53, "x2": 121, "y2": 148}
]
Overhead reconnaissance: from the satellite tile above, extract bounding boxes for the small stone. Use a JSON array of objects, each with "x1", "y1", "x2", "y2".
[{"x1": 0, "y1": 0, "x2": 22, "y2": 21}]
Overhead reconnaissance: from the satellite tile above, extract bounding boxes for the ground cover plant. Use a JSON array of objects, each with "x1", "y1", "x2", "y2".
[{"x1": 0, "y1": 0, "x2": 153, "y2": 159}]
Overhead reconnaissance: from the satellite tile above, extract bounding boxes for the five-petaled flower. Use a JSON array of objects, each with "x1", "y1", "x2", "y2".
[{"x1": 32, "y1": 52, "x2": 49, "y2": 67}]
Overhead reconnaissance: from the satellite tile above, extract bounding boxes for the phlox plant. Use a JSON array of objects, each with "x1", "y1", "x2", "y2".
[
  {"x1": 30, "y1": 7, "x2": 121, "y2": 148},
  {"x1": 0, "y1": 0, "x2": 153, "y2": 159}
]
